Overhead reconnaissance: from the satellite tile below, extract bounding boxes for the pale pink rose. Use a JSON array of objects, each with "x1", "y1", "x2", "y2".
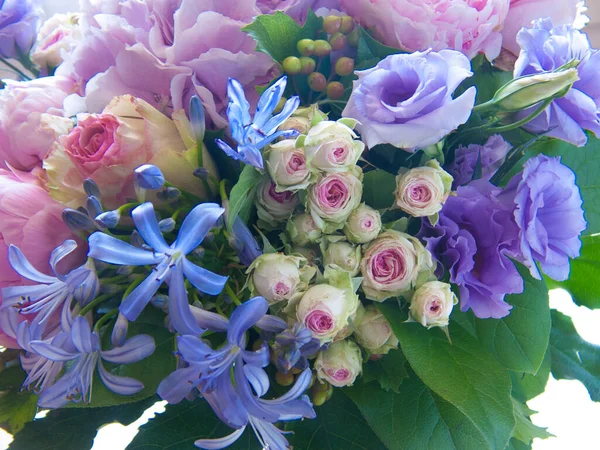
[
  {"x1": 340, "y1": 0, "x2": 510, "y2": 60},
  {"x1": 256, "y1": 179, "x2": 300, "y2": 226},
  {"x1": 308, "y1": 171, "x2": 362, "y2": 231},
  {"x1": 0, "y1": 167, "x2": 85, "y2": 347},
  {"x1": 501, "y1": 0, "x2": 586, "y2": 56},
  {"x1": 267, "y1": 139, "x2": 311, "y2": 190},
  {"x1": 31, "y1": 13, "x2": 82, "y2": 69},
  {"x1": 0, "y1": 76, "x2": 75, "y2": 170},
  {"x1": 315, "y1": 340, "x2": 362, "y2": 387}
]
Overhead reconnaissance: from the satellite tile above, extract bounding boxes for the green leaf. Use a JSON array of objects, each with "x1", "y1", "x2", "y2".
[
  {"x1": 227, "y1": 165, "x2": 262, "y2": 231},
  {"x1": 456, "y1": 59, "x2": 513, "y2": 105},
  {"x1": 550, "y1": 309, "x2": 600, "y2": 401},
  {"x1": 379, "y1": 303, "x2": 515, "y2": 450},
  {"x1": 355, "y1": 27, "x2": 402, "y2": 70},
  {"x1": 286, "y1": 390, "x2": 387, "y2": 450},
  {"x1": 128, "y1": 400, "x2": 260, "y2": 450},
  {"x1": 0, "y1": 390, "x2": 37, "y2": 435},
  {"x1": 506, "y1": 438, "x2": 532, "y2": 450},
  {"x1": 362, "y1": 349, "x2": 408, "y2": 392},
  {"x1": 475, "y1": 263, "x2": 550, "y2": 373},
  {"x1": 362, "y1": 169, "x2": 396, "y2": 209},
  {"x1": 511, "y1": 348, "x2": 551, "y2": 402},
  {"x1": 511, "y1": 399, "x2": 552, "y2": 445},
  {"x1": 9, "y1": 397, "x2": 156, "y2": 450},
  {"x1": 546, "y1": 235, "x2": 600, "y2": 308},
  {"x1": 346, "y1": 377, "x2": 488, "y2": 450}
]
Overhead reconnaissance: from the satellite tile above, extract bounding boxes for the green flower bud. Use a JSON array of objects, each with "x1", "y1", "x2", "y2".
[
  {"x1": 343, "y1": 203, "x2": 382, "y2": 244},
  {"x1": 315, "y1": 340, "x2": 362, "y2": 387},
  {"x1": 355, "y1": 305, "x2": 398, "y2": 355},
  {"x1": 409, "y1": 281, "x2": 458, "y2": 328},
  {"x1": 287, "y1": 213, "x2": 322, "y2": 247}
]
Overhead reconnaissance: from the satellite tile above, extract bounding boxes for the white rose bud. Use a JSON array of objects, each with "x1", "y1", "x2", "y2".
[
  {"x1": 256, "y1": 178, "x2": 299, "y2": 227},
  {"x1": 279, "y1": 116, "x2": 311, "y2": 134},
  {"x1": 355, "y1": 305, "x2": 398, "y2": 355},
  {"x1": 315, "y1": 340, "x2": 362, "y2": 387},
  {"x1": 267, "y1": 139, "x2": 311, "y2": 190},
  {"x1": 308, "y1": 170, "x2": 363, "y2": 232},
  {"x1": 296, "y1": 283, "x2": 359, "y2": 343},
  {"x1": 410, "y1": 281, "x2": 458, "y2": 328},
  {"x1": 31, "y1": 13, "x2": 81, "y2": 69},
  {"x1": 248, "y1": 253, "x2": 312, "y2": 305},
  {"x1": 343, "y1": 203, "x2": 382, "y2": 244},
  {"x1": 286, "y1": 213, "x2": 322, "y2": 247},
  {"x1": 304, "y1": 120, "x2": 365, "y2": 172},
  {"x1": 394, "y1": 160, "x2": 453, "y2": 223},
  {"x1": 280, "y1": 104, "x2": 329, "y2": 134},
  {"x1": 361, "y1": 230, "x2": 435, "y2": 302},
  {"x1": 323, "y1": 242, "x2": 361, "y2": 277}
]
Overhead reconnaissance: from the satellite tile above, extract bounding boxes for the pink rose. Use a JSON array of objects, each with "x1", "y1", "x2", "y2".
[
  {"x1": 308, "y1": 171, "x2": 362, "y2": 231},
  {"x1": 340, "y1": 0, "x2": 510, "y2": 60},
  {"x1": 31, "y1": 13, "x2": 82, "y2": 69},
  {"x1": 256, "y1": 179, "x2": 300, "y2": 227},
  {"x1": 501, "y1": 0, "x2": 586, "y2": 56},
  {"x1": 315, "y1": 340, "x2": 362, "y2": 387},
  {"x1": 267, "y1": 139, "x2": 311, "y2": 190},
  {"x1": 0, "y1": 76, "x2": 75, "y2": 170},
  {"x1": 0, "y1": 167, "x2": 85, "y2": 347}
]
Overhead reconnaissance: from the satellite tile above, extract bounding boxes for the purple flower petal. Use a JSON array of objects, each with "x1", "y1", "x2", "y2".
[
  {"x1": 175, "y1": 203, "x2": 224, "y2": 255},
  {"x1": 176, "y1": 335, "x2": 213, "y2": 363},
  {"x1": 101, "y1": 335, "x2": 155, "y2": 364},
  {"x1": 182, "y1": 259, "x2": 228, "y2": 296},
  {"x1": 119, "y1": 269, "x2": 165, "y2": 321},
  {"x1": 168, "y1": 265, "x2": 204, "y2": 336},
  {"x1": 227, "y1": 297, "x2": 268, "y2": 346},
  {"x1": 190, "y1": 306, "x2": 229, "y2": 332},
  {"x1": 255, "y1": 315, "x2": 287, "y2": 333},
  {"x1": 243, "y1": 365, "x2": 270, "y2": 398},
  {"x1": 157, "y1": 366, "x2": 200, "y2": 404},
  {"x1": 37, "y1": 375, "x2": 71, "y2": 409},
  {"x1": 49, "y1": 240, "x2": 78, "y2": 279},
  {"x1": 194, "y1": 426, "x2": 246, "y2": 450},
  {"x1": 97, "y1": 361, "x2": 144, "y2": 395},
  {"x1": 131, "y1": 203, "x2": 170, "y2": 253},
  {"x1": 88, "y1": 232, "x2": 163, "y2": 266},
  {"x1": 71, "y1": 316, "x2": 95, "y2": 354},
  {"x1": 7, "y1": 245, "x2": 56, "y2": 284},
  {"x1": 29, "y1": 340, "x2": 78, "y2": 362}
]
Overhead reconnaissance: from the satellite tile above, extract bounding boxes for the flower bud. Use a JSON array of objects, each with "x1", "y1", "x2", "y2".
[
  {"x1": 343, "y1": 203, "x2": 381, "y2": 244},
  {"x1": 111, "y1": 312, "x2": 129, "y2": 348},
  {"x1": 248, "y1": 253, "x2": 313, "y2": 305},
  {"x1": 266, "y1": 140, "x2": 311, "y2": 190},
  {"x1": 315, "y1": 340, "x2": 362, "y2": 387},
  {"x1": 62, "y1": 208, "x2": 96, "y2": 232},
  {"x1": 283, "y1": 56, "x2": 302, "y2": 75},
  {"x1": 361, "y1": 230, "x2": 435, "y2": 301},
  {"x1": 355, "y1": 305, "x2": 398, "y2": 355},
  {"x1": 286, "y1": 213, "x2": 322, "y2": 247},
  {"x1": 158, "y1": 218, "x2": 176, "y2": 233},
  {"x1": 135, "y1": 164, "x2": 165, "y2": 190},
  {"x1": 308, "y1": 72, "x2": 327, "y2": 92},
  {"x1": 95, "y1": 210, "x2": 120, "y2": 228},
  {"x1": 157, "y1": 187, "x2": 182, "y2": 201},
  {"x1": 73, "y1": 260, "x2": 100, "y2": 306},
  {"x1": 83, "y1": 178, "x2": 101, "y2": 198},
  {"x1": 304, "y1": 120, "x2": 364, "y2": 173},
  {"x1": 394, "y1": 160, "x2": 453, "y2": 223},
  {"x1": 409, "y1": 281, "x2": 457, "y2": 328},
  {"x1": 296, "y1": 283, "x2": 359, "y2": 343},
  {"x1": 489, "y1": 68, "x2": 579, "y2": 112},
  {"x1": 279, "y1": 116, "x2": 311, "y2": 135},
  {"x1": 256, "y1": 179, "x2": 299, "y2": 227},
  {"x1": 275, "y1": 371, "x2": 295, "y2": 386},
  {"x1": 323, "y1": 241, "x2": 361, "y2": 277},
  {"x1": 189, "y1": 96, "x2": 206, "y2": 143}
]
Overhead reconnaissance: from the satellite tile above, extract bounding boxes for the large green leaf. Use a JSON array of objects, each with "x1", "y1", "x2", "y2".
[
  {"x1": 511, "y1": 399, "x2": 552, "y2": 445},
  {"x1": 227, "y1": 164, "x2": 262, "y2": 231},
  {"x1": 379, "y1": 303, "x2": 515, "y2": 450},
  {"x1": 9, "y1": 397, "x2": 156, "y2": 450},
  {"x1": 346, "y1": 377, "x2": 488, "y2": 450},
  {"x1": 286, "y1": 390, "x2": 387, "y2": 450},
  {"x1": 362, "y1": 169, "x2": 396, "y2": 210},
  {"x1": 475, "y1": 263, "x2": 550, "y2": 373},
  {"x1": 550, "y1": 309, "x2": 600, "y2": 401},
  {"x1": 511, "y1": 349, "x2": 551, "y2": 402},
  {"x1": 546, "y1": 235, "x2": 600, "y2": 309},
  {"x1": 362, "y1": 349, "x2": 408, "y2": 392},
  {"x1": 355, "y1": 27, "x2": 402, "y2": 70}
]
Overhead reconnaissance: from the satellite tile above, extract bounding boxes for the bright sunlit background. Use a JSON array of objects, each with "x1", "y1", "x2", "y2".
[{"x1": 1, "y1": 1, "x2": 600, "y2": 449}]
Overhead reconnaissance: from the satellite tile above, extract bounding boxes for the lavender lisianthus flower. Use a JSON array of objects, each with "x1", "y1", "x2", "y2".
[
  {"x1": 448, "y1": 135, "x2": 512, "y2": 187},
  {"x1": 0, "y1": 0, "x2": 42, "y2": 59},
  {"x1": 419, "y1": 180, "x2": 523, "y2": 319},
  {"x1": 515, "y1": 18, "x2": 600, "y2": 147},
  {"x1": 500, "y1": 154, "x2": 586, "y2": 281},
  {"x1": 342, "y1": 50, "x2": 476, "y2": 151}
]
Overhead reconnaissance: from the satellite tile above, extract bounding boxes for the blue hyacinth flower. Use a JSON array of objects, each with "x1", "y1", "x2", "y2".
[
  {"x1": 88, "y1": 202, "x2": 228, "y2": 335},
  {"x1": 215, "y1": 76, "x2": 301, "y2": 170},
  {"x1": 230, "y1": 216, "x2": 262, "y2": 267}
]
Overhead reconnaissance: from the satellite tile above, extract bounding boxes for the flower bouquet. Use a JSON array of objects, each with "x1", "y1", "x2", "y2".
[{"x1": 0, "y1": 1, "x2": 598, "y2": 449}]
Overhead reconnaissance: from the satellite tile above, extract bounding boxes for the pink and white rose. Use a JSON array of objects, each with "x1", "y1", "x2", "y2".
[
  {"x1": 267, "y1": 139, "x2": 311, "y2": 191},
  {"x1": 323, "y1": 241, "x2": 361, "y2": 277},
  {"x1": 286, "y1": 213, "x2": 322, "y2": 247},
  {"x1": 361, "y1": 230, "x2": 435, "y2": 301},
  {"x1": 303, "y1": 120, "x2": 364, "y2": 173},
  {"x1": 355, "y1": 305, "x2": 398, "y2": 355},
  {"x1": 31, "y1": 13, "x2": 82, "y2": 69},
  {"x1": 256, "y1": 179, "x2": 300, "y2": 227},
  {"x1": 409, "y1": 281, "x2": 458, "y2": 328},
  {"x1": 315, "y1": 340, "x2": 362, "y2": 387},
  {"x1": 343, "y1": 203, "x2": 381, "y2": 244}
]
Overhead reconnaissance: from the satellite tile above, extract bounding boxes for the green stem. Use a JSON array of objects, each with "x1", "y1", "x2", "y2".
[
  {"x1": 317, "y1": 99, "x2": 348, "y2": 106},
  {"x1": 472, "y1": 100, "x2": 497, "y2": 115},
  {"x1": 79, "y1": 292, "x2": 116, "y2": 316},
  {"x1": 225, "y1": 284, "x2": 242, "y2": 306},
  {"x1": 486, "y1": 98, "x2": 553, "y2": 134},
  {"x1": 122, "y1": 276, "x2": 145, "y2": 300},
  {"x1": 0, "y1": 58, "x2": 31, "y2": 80},
  {"x1": 94, "y1": 309, "x2": 118, "y2": 331}
]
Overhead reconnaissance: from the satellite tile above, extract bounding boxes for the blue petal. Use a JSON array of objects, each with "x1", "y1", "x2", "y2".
[
  {"x1": 231, "y1": 217, "x2": 262, "y2": 266},
  {"x1": 241, "y1": 347, "x2": 269, "y2": 368},
  {"x1": 49, "y1": 240, "x2": 78, "y2": 279},
  {"x1": 71, "y1": 316, "x2": 95, "y2": 354},
  {"x1": 182, "y1": 259, "x2": 228, "y2": 296},
  {"x1": 216, "y1": 139, "x2": 244, "y2": 162},
  {"x1": 119, "y1": 272, "x2": 164, "y2": 321},
  {"x1": 176, "y1": 335, "x2": 214, "y2": 363},
  {"x1": 168, "y1": 265, "x2": 204, "y2": 336},
  {"x1": 37, "y1": 374, "x2": 70, "y2": 408},
  {"x1": 250, "y1": 418, "x2": 290, "y2": 450},
  {"x1": 88, "y1": 232, "x2": 163, "y2": 266},
  {"x1": 194, "y1": 427, "x2": 246, "y2": 450},
  {"x1": 262, "y1": 95, "x2": 301, "y2": 136},
  {"x1": 238, "y1": 144, "x2": 264, "y2": 170},
  {"x1": 134, "y1": 165, "x2": 165, "y2": 190},
  {"x1": 253, "y1": 76, "x2": 287, "y2": 130},
  {"x1": 255, "y1": 315, "x2": 287, "y2": 333},
  {"x1": 98, "y1": 361, "x2": 144, "y2": 395},
  {"x1": 190, "y1": 306, "x2": 229, "y2": 332},
  {"x1": 7, "y1": 245, "x2": 56, "y2": 284},
  {"x1": 227, "y1": 297, "x2": 268, "y2": 346},
  {"x1": 132, "y1": 203, "x2": 169, "y2": 252},
  {"x1": 175, "y1": 203, "x2": 224, "y2": 255},
  {"x1": 233, "y1": 360, "x2": 279, "y2": 423},
  {"x1": 203, "y1": 370, "x2": 248, "y2": 428},
  {"x1": 157, "y1": 366, "x2": 200, "y2": 404},
  {"x1": 227, "y1": 78, "x2": 251, "y2": 127},
  {"x1": 243, "y1": 365, "x2": 270, "y2": 397},
  {"x1": 101, "y1": 334, "x2": 155, "y2": 364},
  {"x1": 264, "y1": 368, "x2": 313, "y2": 405},
  {"x1": 255, "y1": 129, "x2": 299, "y2": 151},
  {"x1": 29, "y1": 340, "x2": 78, "y2": 361}
]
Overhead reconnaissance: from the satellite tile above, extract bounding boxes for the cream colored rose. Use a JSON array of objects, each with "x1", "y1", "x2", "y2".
[
  {"x1": 266, "y1": 139, "x2": 311, "y2": 190},
  {"x1": 315, "y1": 340, "x2": 362, "y2": 387},
  {"x1": 304, "y1": 120, "x2": 364, "y2": 173},
  {"x1": 409, "y1": 281, "x2": 458, "y2": 328},
  {"x1": 323, "y1": 241, "x2": 361, "y2": 277},
  {"x1": 355, "y1": 305, "x2": 398, "y2": 355},
  {"x1": 31, "y1": 13, "x2": 82, "y2": 68}
]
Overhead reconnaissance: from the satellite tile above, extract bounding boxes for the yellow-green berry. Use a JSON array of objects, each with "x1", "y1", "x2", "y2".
[
  {"x1": 347, "y1": 29, "x2": 359, "y2": 47},
  {"x1": 326, "y1": 81, "x2": 345, "y2": 100},
  {"x1": 335, "y1": 57, "x2": 355, "y2": 77},
  {"x1": 323, "y1": 15, "x2": 342, "y2": 34},
  {"x1": 329, "y1": 32, "x2": 347, "y2": 51},
  {"x1": 299, "y1": 57, "x2": 316, "y2": 75},
  {"x1": 275, "y1": 371, "x2": 295, "y2": 387},
  {"x1": 282, "y1": 56, "x2": 302, "y2": 75},
  {"x1": 297, "y1": 38, "x2": 315, "y2": 56},
  {"x1": 313, "y1": 39, "x2": 332, "y2": 57},
  {"x1": 340, "y1": 16, "x2": 355, "y2": 34}
]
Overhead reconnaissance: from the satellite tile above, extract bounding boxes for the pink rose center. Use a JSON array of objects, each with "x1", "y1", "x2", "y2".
[
  {"x1": 274, "y1": 281, "x2": 291, "y2": 298},
  {"x1": 327, "y1": 368, "x2": 351, "y2": 382},
  {"x1": 268, "y1": 182, "x2": 294, "y2": 204},
  {"x1": 305, "y1": 310, "x2": 334, "y2": 335},
  {"x1": 370, "y1": 248, "x2": 407, "y2": 284},
  {"x1": 408, "y1": 183, "x2": 432, "y2": 204},
  {"x1": 360, "y1": 216, "x2": 375, "y2": 231},
  {"x1": 427, "y1": 299, "x2": 443, "y2": 318},
  {"x1": 43, "y1": 30, "x2": 66, "y2": 50},
  {"x1": 317, "y1": 178, "x2": 348, "y2": 209},
  {"x1": 287, "y1": 152, "x2": 306, "y2": 173},
  {"x1": 331, "y1": 146, "x2": 349, "y2": 163}
]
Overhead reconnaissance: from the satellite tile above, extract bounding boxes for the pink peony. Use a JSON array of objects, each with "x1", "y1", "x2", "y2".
[
  {"x1": 256, "y1": 0, "x2": 343, "y2": 23},
  {"x1": 340, "y1": 0, "x2": 510, "y2": 60},
  {"x1": 0, "y1": 167, "x2": 85, "y2": 347},
  {"x1": 501, "y1": 0, "x2": 586, "y2": 56},
  {"x1": 0, "y1": 76, "x2": 75, "y2": 171}
]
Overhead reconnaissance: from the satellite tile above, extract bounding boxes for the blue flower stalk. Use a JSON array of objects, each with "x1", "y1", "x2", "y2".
[
  {"x1": 88, "y1": 202, "x2": 229, "y2": 335},
  {"x1": 216, "y1": 76, "x2": 301, "y2": 169}
]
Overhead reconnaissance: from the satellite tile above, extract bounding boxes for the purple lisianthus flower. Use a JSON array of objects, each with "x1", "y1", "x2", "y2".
[
  {"x1": 29, "y1": 316, "x2": 155, "y2": 408},
  {"x1": 515, "y1": 18, "x2": 600, "y2": 147},
  {"x1": 342, "y1": 50, "x2": 476, "y2": 151},
  {"x1": 448, "y1": 135, "x2": 512, "y2": 187},
  {"x1": 0, "y1": 0, "x2": 42, "y2": 59},
  {"x1": 419, "y1": 180, "x2": 523, "y2": 319},
  {"x1": 499, "y1": 154, "x2": 586, "y2": 281}
]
